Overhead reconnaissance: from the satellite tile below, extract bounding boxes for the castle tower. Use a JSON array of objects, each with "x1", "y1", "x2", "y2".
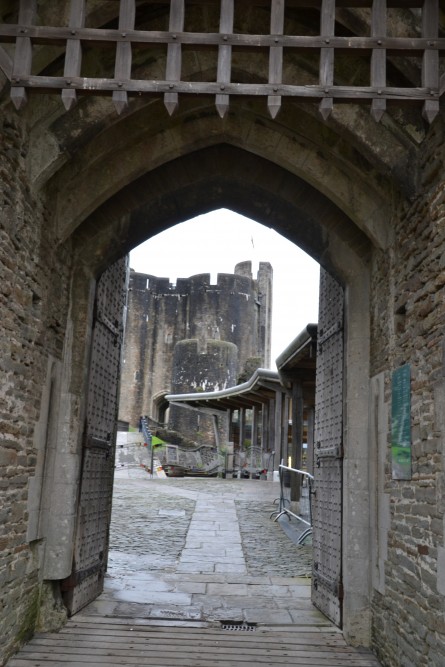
[{"x1": 118, "y1": 262, "x2": 273, "y2": 443}]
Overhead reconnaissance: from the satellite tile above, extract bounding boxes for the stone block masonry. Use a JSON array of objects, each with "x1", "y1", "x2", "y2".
[
  {"x1": 0, "y1": 5, "x2": 445, "y2": 664},
  {"x1": 370, "y1": 122, "x2": 445, "y2": 667},
  {"x1": 0, "y1": 111, "x2": 72, "y2": 664},
  {"x1": 169, "y1": 339, "x2": 238, "y2": 445}
]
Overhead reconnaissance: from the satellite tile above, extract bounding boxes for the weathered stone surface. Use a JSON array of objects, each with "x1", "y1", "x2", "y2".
[
  {"x1": 0, "y1": 5, "x2": 445, "y2": 667},
  {"x1": 0, "y1": 109, "x2": 72, "y2": 665},
  {"x1": 369, "y1": 123, "x2": 445, "y2": 667}
]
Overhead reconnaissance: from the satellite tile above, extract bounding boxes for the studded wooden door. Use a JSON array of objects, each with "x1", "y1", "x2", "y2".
[
  {"x1": 62, "y1": 257, "x2": 128, "y2": 615},
  {"x1": 311, "y1": 268, "x2": 344, "y2": 627}
]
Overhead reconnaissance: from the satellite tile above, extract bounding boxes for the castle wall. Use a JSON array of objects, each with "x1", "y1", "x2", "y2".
[{"x1": 118, "y1": 272, "x2": 188, "y2": 428}]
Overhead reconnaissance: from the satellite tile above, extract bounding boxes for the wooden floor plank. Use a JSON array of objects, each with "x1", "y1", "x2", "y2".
[
  {"x1": 55, "y1": 629, "x2": 348, "y2": 646},
  {"x1": 7, "y1": 663, "x2": 379, "y2": 667},
  {"x1": 7, "y1": 620, "x2": 381, "y2": 667},
  {"x1": 61, "y1": 625, "x2": 344, "y2": 639},
  {"x1": 29, "y1": 635, "x2": 354, "y2": 651},
  {"x1": 9, "y1": 657, "x2": 380, "y2": 667},
  {"x1": 19, "y1": 642, "x2": 378, "y2": 661},
  {"x1": 55, "y1": 635, "x2": 348, "y2": 651}
]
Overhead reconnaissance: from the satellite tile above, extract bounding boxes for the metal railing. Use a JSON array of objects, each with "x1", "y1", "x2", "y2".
[
  {"x1": 270, "y1": 463, "x2": 314, "y2": 544},
  {"x1": 140, "y1": 417, "x2": 152, "y2": 445},
  {"x1": 232, "y1": 448, "x2": 275, "y2": 479}
]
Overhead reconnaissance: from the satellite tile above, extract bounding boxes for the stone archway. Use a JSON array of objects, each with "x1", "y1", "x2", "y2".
[
  {"x1": 42, "y1": 139, "x2": 373, "y2": 645},
  {"x1": 2, "y1": 5, "x2": 443, "y2": 665},
  {"x1": 152, "y1": 391, "x2": 170, "y2": 426}
]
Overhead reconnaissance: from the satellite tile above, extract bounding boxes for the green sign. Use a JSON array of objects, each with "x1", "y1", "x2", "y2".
[{"x1": 391, "y1": 364, "x2": 411, "y2": 480}]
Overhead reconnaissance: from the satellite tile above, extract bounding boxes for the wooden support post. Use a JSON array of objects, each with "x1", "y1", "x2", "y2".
[
  {"x1": 113, "y1": 0, "x2": 136, "y2": 114},
  {"x1": 164, "y1": 0, "x2": 185, "y2": 115},
  {"x1": 319, "y1": 0, "x2": 335, "y2": 120},
  {"x1": 262, "y1": 403, "x2": 269, "y2": 454},
  {"x1": 282, "y1": 392, "x2": 290, "y2": 466},
  {"x1": 421, "y1": 0, "x2": 439, "y2": 123},
  {"x1": 239, "y1": 408, "x2": 245, "y2": 450},
  {"x1": 275, "y1": 390, "x2": 283, "y2": 465},
  {"x1": 258, "y1": 406, "x2": 264, "y2": 462},
  {"x1": 62, "y1": 0, "x2": 86, "y2": 111},
  {"x1": 215, "y1": 0, "x2": 234, "y2": 118},
  {"x1": 251, "y1": 406, "x2": 258, "y2": 449},
  {"x1": 371, "y1": 0, "x2": 386, "y2": 122},
  {"x1": 307, "y1": 406, "x2": 315, "y2": 477},
  {"x1": 212, "y1": 414, "x2": 220, "y2": 448},
  {"x1": 227, "y1": 408, "x2": 233, "y2": 443},
  {"x1": 290, "y1": 381, "x2": 304, "y2": 502},
  {"x1": 269, "y1": 398, "x2": 276, "y2": 464},
  {"x1": 267, "y1": 0, "x2": 285, "y2": 119},
  {"x1": 11, "y1": 0, "x2": 36, "y2": 110}
]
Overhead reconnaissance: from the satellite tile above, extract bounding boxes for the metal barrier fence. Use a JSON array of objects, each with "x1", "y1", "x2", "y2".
[
  {"x1": 270, "y1": 463, "x2": 314, "y2": 545},
  {"x1": 232, "y1": 448, "x2": 275, "y2": 479}
]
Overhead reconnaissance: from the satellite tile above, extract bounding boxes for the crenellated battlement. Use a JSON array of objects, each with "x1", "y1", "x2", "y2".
[{"x1": 129, "y1": 267, "x2": 268, "y2": 297}]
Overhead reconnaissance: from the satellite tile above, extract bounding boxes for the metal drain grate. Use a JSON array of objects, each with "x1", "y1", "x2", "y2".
[{"x1": 220, "y1": 621, "x2": 257, "y2": 632}]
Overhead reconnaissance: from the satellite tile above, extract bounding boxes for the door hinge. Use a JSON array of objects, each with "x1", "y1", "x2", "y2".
[
  {"x1": 316, "y1": 442, "x2": 343, "y2": 460},
  {"x1": 313, "y1": 571, "x2": 343, "y2": 599},
  {"x1": 85, "y1": 435, "x2": 112, "y2": 450},
  {"x1": 61, "y1": 561, "x2": 104, "y2": 592},
  {"x1": 318, "y1": 320, "x2": 343, "y2": 352}
]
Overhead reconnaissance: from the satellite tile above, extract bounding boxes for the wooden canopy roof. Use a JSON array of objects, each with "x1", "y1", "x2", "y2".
[{"x1": 166, "y1": 367, "x2": 282, "y2": 415}]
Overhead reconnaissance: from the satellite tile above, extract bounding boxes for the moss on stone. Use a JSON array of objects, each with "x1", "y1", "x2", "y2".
[
  {"x1": 37, "y1": 581, "x2": 68, "y2": 633},
  {"x1": 15, "y1": 587, "x2": 40, "y2": 645}
]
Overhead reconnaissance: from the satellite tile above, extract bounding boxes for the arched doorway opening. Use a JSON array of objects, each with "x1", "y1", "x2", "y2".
[
  {"x1": 152, "y1": 393, "x2": 171, "y2": 427},
  {"x1": 43, "y1": 140, "x2": 376, "y2": 646}
]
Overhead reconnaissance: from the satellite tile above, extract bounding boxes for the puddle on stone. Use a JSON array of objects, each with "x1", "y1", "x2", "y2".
[{"x1": 107, "y1": 550, "x2": 177, "y2": 576}]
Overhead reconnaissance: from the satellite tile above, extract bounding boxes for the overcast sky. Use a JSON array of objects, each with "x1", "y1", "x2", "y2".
[{"x1": 129, "y1": 208, "x2": 320, "y2": 369}]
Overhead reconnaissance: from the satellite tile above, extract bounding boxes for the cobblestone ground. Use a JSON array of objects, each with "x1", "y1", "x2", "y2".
[
  {"x1": 109, "y1": 478, "x2": 196, "y2": 575},
  {"x1": 236, "y1": 500, "x2": 312, "y2": 577},
  {"x1": 109, "y1": 477, "x2": 312, "y2": 579}
]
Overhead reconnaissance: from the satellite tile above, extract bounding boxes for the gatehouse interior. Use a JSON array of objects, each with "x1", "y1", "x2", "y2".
[{"x1": 1, "y1": 3, "x2": 445, "y2": 666}]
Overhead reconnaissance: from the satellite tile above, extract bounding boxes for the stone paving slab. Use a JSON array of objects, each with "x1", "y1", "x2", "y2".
[{"x1": 84, "y1": 477, "x2": 318, "y2": 627}]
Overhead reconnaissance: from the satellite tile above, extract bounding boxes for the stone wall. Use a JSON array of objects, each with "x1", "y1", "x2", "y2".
[
  {"x1": 169, "y1": 339, "x2": 238, "y2": 445},
  {"x1": 0, "y1": 111, "x2": 71, "y2": 664},
  {"x1": 1, "y1": 102, "x2": 445, "y2": 667},
  {"x1": 370, "y1": 121, "x2": 445, "y2": 666},
  {"x1": 0, "y1": 7, "x2": 444, "y2": 660}
]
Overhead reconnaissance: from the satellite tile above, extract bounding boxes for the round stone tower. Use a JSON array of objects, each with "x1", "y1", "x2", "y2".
[{"x1": 169, "y1": 339, "x2": 238, "y2": 444}]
